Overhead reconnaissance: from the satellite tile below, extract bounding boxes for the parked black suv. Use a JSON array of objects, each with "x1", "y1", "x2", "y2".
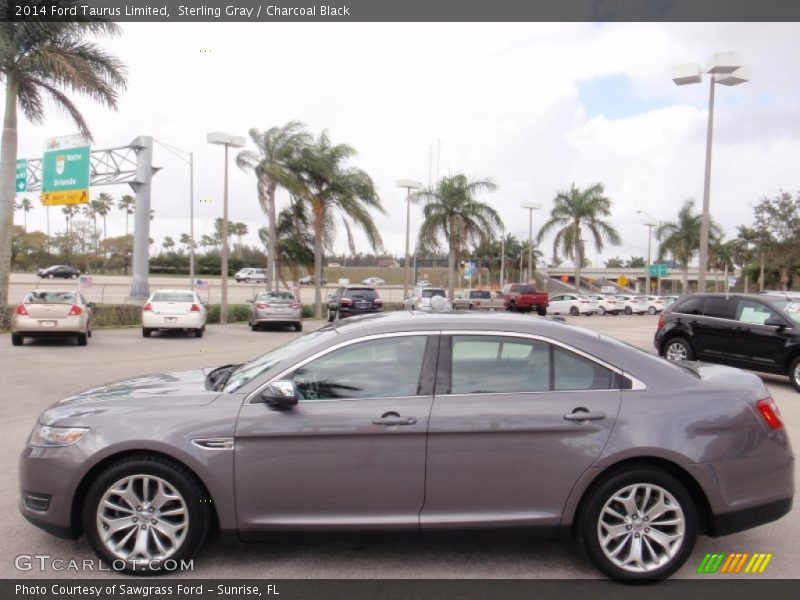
[
  {"x1": 327, "y1": 286, "x2": 383, "y2": 321},
  {"x1": 654, "y1": 293, "x2": 800, "y2": 391}
]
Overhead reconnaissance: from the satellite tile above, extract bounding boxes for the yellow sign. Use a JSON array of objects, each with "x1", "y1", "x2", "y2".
[
  {"x1": 617, "y1": 275, "x2": 628, "y2": 287},
  {"x1": 40, "y1": 189, "x2": 89, "y2": 206}
]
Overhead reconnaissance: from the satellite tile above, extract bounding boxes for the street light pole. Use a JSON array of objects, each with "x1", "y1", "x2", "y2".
[
  {"x1": 521, "y1": 202, "x2": 541, "y2": 283},
  {"x1": 207, "y1": 132, "x2": 246, "y2": 325},
  {"x1": 673, "y1": 53, "x2": 749, "y2": 292},
  {"x1": 499, "y1": 229, "x2": 505, "y2": 288},
  {"x1": 397, "y1": 179, "x2": 422, "y2": 298}
]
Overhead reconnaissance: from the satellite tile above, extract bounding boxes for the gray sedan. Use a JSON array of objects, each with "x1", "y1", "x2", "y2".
[
  {"x1": 19, "y1": 313, "x2": 793, "y2": 580},
  {"x1": 247, "y1": 291, "x2": 302, "y2": 331}
]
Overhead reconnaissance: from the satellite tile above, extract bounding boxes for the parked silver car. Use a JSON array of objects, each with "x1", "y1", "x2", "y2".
[
  {"x1": 20, "y1": 313, "x2": 793, "y2": 579},
  {"x1": 247, "y1": 291, "x2": 302, "y2": 331}
]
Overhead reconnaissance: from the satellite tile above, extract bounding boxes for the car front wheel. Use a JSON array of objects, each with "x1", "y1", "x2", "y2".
[
  {"x1": 578, "y1": 468, "x2": 697, "y2": 581},
  {"x1": 648, "y1": 306, "x2": 657, "y2": 315},
  {"x1": 662, "y1": 337, "x2": 694, "y2": 362},
  {"x1": 788, "y1": 355, "x2": 800, "y2": 392},
  {"x1": 11, "y1": 334, "x2": 23, "y2": 346},
  {"x1": 83, "y1": 456, "x2": 211, "y2": 575},
  {"x1": 598, "y1": 306, "x2": 606, "y2": 316}
]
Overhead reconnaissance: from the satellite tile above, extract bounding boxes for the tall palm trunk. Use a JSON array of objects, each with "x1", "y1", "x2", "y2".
[
  {"x1": 267, "y1": 181, "x2": 278, "y2": 293},
  {"x1": 447, "y1": 217, "x2": 457, "y2": 300},
  {"x1": 574, "y1": 225, "x2": 583, "y2": 293},
  {"x1": 682, "y1": 264, "x2": 689, "y2": 294},
  {"x1": 312, "y1": 202, "x2": 325, "y2": 318},
  {"x1": 0, "y1": 73, "x2": 19, "y2": 305}
]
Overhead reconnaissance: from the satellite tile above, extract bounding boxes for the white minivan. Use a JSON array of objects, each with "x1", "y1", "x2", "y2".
[{"x1": 235, "y1": 268, "x2": 267, "y2": 283}]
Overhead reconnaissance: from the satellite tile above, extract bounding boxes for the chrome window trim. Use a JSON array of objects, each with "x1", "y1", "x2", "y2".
[
  {"x1": 244, "y1": 330, "x2": 440, "y2": 405},
  {"x1": 444, "y1": 330, "x2": 646, "y2": 392}
]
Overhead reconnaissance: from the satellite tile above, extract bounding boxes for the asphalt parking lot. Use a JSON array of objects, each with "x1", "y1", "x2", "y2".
[{"x1": 1, "y1": 314, "x2": 797, "y2": 579}]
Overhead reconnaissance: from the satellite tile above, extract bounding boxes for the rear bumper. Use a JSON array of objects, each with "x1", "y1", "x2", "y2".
[
  {"x1": 710, "y1": 497, "x2": 793, "y2": 537},
  {"x1": 142, "y1": 313, "x2": 205, "y2": 329},
  {"x1": 12, "y1": 315, "x2": 86, "y2": 335}
]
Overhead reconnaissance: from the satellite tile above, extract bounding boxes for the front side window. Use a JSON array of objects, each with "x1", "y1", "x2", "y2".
[
  {"x1": 293, "y1": 336, "x2": 428, "y2": 401},
  {"x1": 450, "y1": 335, "x2": 618, "y2": 395},
  {"x1": 736, "y1": 299, "x2": 781, "y2": 325}
]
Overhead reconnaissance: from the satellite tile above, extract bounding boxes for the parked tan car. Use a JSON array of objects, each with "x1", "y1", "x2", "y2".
[{"x1": 11, "y1": 289, "x2": 93, "y2": 346}]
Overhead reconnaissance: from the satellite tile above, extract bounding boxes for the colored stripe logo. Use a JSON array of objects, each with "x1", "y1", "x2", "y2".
[{"x1": 697, "y1": 552, "x2": 773, "y2": 574}]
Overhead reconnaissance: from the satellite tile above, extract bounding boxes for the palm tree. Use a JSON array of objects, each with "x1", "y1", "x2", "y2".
[
  {"x1": 657, "y1": 200, "x2": 722, "y2": 293},
  {"x1": 118, "y1": 194, "x2": 136, "y2": 235},
  {"x1": 734, "y1": 225, "x2": 758, "y2": 293},
  {"x1": 536, "y1": 183, "x2": 621, "y2": 293},
  {"x1": 81, "y1": 201, "x2": 100, "y2": 249},
  {"x1": 14, "y1": 197, "x2": 33, "y2": 231},
  {"x1": 413, "y1": 175, "x2": 501, "y2": 300},
  {"x1": 94, "y1": 192, "x2": 114, "y2": 240},
  {"x1": 237, "y1": 121, "x2": 312, "y2": 292},
  {"x1": 61, "y1": 205, "x2": 79, "y2": 261},
  {"x1": 259, "y1": 202, "x2": 316, "y2": 288},
  {"x1": 0, "y1": 16, "x2": 127, "y2": 304},
  {"x1": 162, "y1": 236, "x2": 175, "y2": 253},
  {"x1": 288, "y1": 130, "x2": 385, "y2": 317}
]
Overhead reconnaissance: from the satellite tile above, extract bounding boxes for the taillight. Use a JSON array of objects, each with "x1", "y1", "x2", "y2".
[
  {"x1": 256, "y1": 303, "x2": 269, "y2": 309},
  {"x1": 373, "y1": 298, "x2": 383, "y2": 305},
  {"x1": 190, "y1": 304, "x2": 201, "y2": 312},
  {"x1": 15, "y1": 304, "x2": 28, "y2": 316},
  {"x1": 657, "y1": 314, "x2": 665, "y2": 330},
  {"x1": 340, "y1": 297, "x2": 353, "y2": 306},
  {"x1": 289, "y1": 303, "x2": 301, "y2": 309},
  {"x1": 68, "y1": 305, "x2": 83, "y2": 316},
  {"x1": 756, "y1": 398, "x2": 783, "y2": 430},
  {"x1": 143, "y1": 303, "x2": 152, "y2": 312}
]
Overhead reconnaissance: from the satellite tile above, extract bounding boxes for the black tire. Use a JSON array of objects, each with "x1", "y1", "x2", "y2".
[
  {"x1": 577, "y1": 467, "x2": 698, "y2": 581},
  {"x1": 194, "y1": 328, "x2": 203, "y2": 338},
  {"x1": 11, "y1": 333, "x2": 23, "y2": 346},
  {"x1": 537, "y1": 307, "x2": 547, "y2": 317},
  {"x1": 570, "y1": 306, "x2": 580, "y2": 316},
  {"x1": 598, "y1": 306, "x2": 606, "y2": 316},
  {"x1": 88, "y1": 327, "x2": 92, "y2": 338},
  {"x1": 327, "y1": 310, "x2": 335, "y2": 323},
  {"x1": 142, "y1": 328, "x2": 152, "y2": 338},
  {"x1": 662, "y1": 337, "x2": 694, "y2": 362},
  {"x1": 77, "y1": 333, "x2": 88, "y2": 346},
  {"x1": 294, "y1": 322, "x2": 303, "y2": 332},
  {"x1": 244, "y1": 278, "x2": 250, "y2": 283},
  {"x1": 648, "y1": 306, "x2": 657, "y2": 315},
  {"x1": 788, "y1": 355, "x2": 800, "y2": 392},
  {"x1": 250, "y1": 322, "x2": 259, "y2": 331},
  {"x1": 508, "y1": 303, "x2": 517, "y2": 312},
  {"x1": 624, "y1": 306, "x2": 632, "y2": 315},
  {"x1": 82, "y1": 455, "x2": 211, "y2": 576}
]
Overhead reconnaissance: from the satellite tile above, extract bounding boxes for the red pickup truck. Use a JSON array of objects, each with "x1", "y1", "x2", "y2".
[{"x1": 501, "y1": 283, "x2": 549, "y2": 316}]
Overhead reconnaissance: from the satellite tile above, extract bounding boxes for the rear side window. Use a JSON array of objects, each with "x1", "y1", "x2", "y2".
[
  {"x1": 554, "y1": 347, "x2": 615, "y2": 391},
  {"x1": 703, "y1": 297, "x2": 734, "y2": 319},
  {"x1": 672, "y1": 296, "x2": 704, "y2": 315},
  {"x1": 520, "y1": 285, "x2": 537, "y2": 294},
  {"x1": 469, "y1": 291, "x2": 491, "y2": 299}
]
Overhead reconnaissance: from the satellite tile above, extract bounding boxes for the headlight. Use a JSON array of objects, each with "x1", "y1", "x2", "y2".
[{"x1": 28, "y1": 425, "x2": 89, "y2": 447}]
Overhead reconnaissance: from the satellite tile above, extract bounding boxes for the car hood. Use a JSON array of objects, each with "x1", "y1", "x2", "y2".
[{"x1": 45, "y1": 367, "x2": 221, "y2": 416}]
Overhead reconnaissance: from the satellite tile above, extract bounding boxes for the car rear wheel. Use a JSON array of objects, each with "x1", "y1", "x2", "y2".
[
  {"x1": 537, "y1": 307, "x2": 547, "y2": 316},
  {"x1": 624, "y1": 306, "x2": 632, "y2": 315},
  {"x1": 570, "y1": 306, "x2": 580, "y2": 316},
  {"x1": 250, "y1": 322, "x2": 259, "y2": 331},
  {"x1": 598, "y1": 306, "x2": 606, "y2": 316},
  {"x1": 327, "y1": 310, "x2": 335, "y2": 323},
  {"x1": 788, "y1": 356, "x2": 800, "y2": 392},
  {"x1": 662, "y1": 337, "x2": 694, "y2": 362},
  {"x1": 648, "y1": 306, "x2": 657, "y2": 315},
  {"x1": 578, "y1": 468, "x2": 697, "y2": 581},
  {"x1": 83, "y1": 455, "x2": 211, "y2": 575},
  {"x1": 142, "y1": 328, "x2": 152, "y2": 338},
  {"x1": 294, "y1": 322, "x2": 303, "y2": 332},
  {"x1": 11, "y1": 334, "x2": 23, "y2": 346},
  {"x1": 76, "y1": 333, "x2": 88, "y2": 346},
  {"x1": 194, "y1": 329, "x2": 203, "y2": 338}
]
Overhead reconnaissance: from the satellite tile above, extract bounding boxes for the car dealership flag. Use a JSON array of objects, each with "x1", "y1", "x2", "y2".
[
  {"x1": 195, "y1": 279, "x2": 209, "y2": 290},
  {"x1": 79, "y1": 276, "x2": 92, "y2": 288}
]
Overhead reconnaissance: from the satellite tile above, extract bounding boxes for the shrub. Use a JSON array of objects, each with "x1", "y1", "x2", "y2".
[{"x1": 205, "y1": 304, "x2": 250, "y2": 324}]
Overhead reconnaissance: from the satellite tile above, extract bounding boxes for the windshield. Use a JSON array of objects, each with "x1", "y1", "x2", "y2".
[
  {"x1": 25, "y1": 291, "x2": 76, "y2": 304},
  {"x1": 773, "y1": 299, "x2": 800, "y2": 324},
  {"x1": 224, "y1": 327, "x2": 338, "y2": 392}
]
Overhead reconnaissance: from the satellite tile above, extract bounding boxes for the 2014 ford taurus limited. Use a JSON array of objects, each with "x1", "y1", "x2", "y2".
[{"x1": 19, "y1": 312, "x2": 794, "y2": 580}]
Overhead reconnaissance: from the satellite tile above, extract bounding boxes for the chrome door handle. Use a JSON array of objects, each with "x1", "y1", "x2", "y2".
[
  {"x1": 372, "y1": 416, "x2": 417, "y2": 426},
  {"x1": 564, "y1": 412, "x2": 606, "y2": 421}
]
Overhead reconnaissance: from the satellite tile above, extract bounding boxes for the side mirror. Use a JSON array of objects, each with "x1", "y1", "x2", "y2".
[
  {"x1": 246, "y1": 299, "x2": 253, "y2": 304},
  {"x1": 86, "y1": 302, "x2": 96, "y2": 309},
  {"x1": 764, "y1": 317, "x2": 787, "y2": 330},
  {"x1": 255, "y1": 381, "x2": 298, "y2": 408},
  {"x1": 327, "y1": 294, "x2": 333, "y2": 301}
]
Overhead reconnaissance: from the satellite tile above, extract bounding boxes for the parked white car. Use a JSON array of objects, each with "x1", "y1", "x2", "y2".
[
  {"x1": 588, "y1": 294, "x2": 623, "y2": 315},
  {"x1": 614, "y1": 294, "x2": 646, "y2": 315},
  {"x1": 634, "y1": 295, "x2": 666, "y2": 315},
  {"x1": 547, "y1": 294, "x2": 598, "y2": 316},
  {"x1": 142, "y1": 289, "x2": 207, "y2": 338},
  {"x1": 403, "y1": 287, "x2": 451, "y2": 311},
  {"x1": 362, "y1": 277, "x2": 386, "y2": 286}
]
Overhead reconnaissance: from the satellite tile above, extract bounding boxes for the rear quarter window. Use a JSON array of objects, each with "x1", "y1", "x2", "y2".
[{"x1": 672, "y1": 296, "x2": 704, "y2": 315}]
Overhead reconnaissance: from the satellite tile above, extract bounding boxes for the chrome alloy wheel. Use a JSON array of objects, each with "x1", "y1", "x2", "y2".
[
  {"x1": 96, "y1": 474, "x2": 188, "y2": 564},
  {"x1": 597, "y1": 483, "x2": 685, "y2": 573},
  {"x1": 665, "y1": 341, "x2": 688, "y2": 362}
]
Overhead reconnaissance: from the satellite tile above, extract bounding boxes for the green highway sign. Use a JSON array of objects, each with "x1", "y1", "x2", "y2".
[
  {"x1": 648, "y1": 263, "x2": 669, "y2": 277},
  {"x1": 15, "y1": 159, "x2": 27, "y2": 193},
  {"x1": 41, "y1": 145, "x2": 90, "y2": 206}
]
